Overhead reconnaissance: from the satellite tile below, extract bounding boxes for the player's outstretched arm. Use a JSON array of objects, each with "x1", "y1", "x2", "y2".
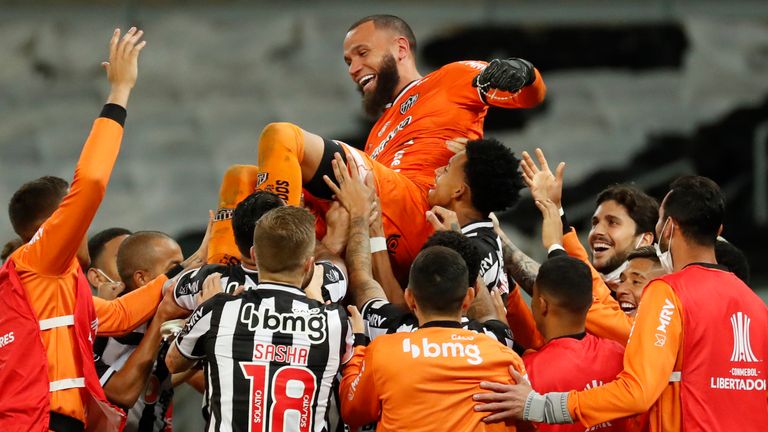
[
  {"x1": 324, "y1": 153, "x2": 387, "y2": 309},
  {"x1": 472, "y1": 58, "x2": 546, "y2": 108},
  {"x1": 21, "y1": 28, "x2": 146, "y2": 275}
]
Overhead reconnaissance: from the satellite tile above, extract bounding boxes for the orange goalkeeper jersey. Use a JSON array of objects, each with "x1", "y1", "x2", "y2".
[
  {"x1": 364, "y1": 61, "x2": 545, "y2": 192},
  {"x1": 340, "y1": 321, "x2": 528, "y2": 431}
]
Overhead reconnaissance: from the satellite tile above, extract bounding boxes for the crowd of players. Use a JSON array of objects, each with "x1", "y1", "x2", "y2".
[{"x1": 0, "y1": 14, "x2": 766, "y2": 432}]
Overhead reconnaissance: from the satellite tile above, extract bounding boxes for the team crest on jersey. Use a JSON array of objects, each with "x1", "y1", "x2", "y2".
[
  {"x1": 256, "y1": 172, "x2": 268, "y2": 187},
  {"x1": 399, "y1": 94, "x2": 419, "y2": 114},
  {"x1": 326, "y1": 268, "x2": 340, "y2": 283}
]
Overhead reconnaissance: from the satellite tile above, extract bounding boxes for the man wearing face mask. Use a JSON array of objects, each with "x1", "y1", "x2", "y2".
[
  {"x1": 474, "y1": 175, "x2": 768, "y2": 432},
  {"x1": 87, "y1": 227, "x2": 132, "y2": 300}
]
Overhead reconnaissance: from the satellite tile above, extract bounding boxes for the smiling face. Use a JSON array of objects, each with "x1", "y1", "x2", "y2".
[
  {"x1": 588, "y1": 200, "x2": 641, "y2": 274},
  {"x1": 427, "y1": 152, "x2": 467, "y2": 208},
  {"x1": 343, "y1": 21, "x2": 403, "y2": 117},
  {"x1": 616, "y1": 257, "x2": 664, "y2": 317}
]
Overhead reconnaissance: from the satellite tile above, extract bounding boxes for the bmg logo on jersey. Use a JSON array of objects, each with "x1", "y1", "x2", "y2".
[
  {"x1": 240, "y1": 304, "x2": 327, "y2": 343},
  {"x1": 402, "y1": 337, "x2": 483, "y2": 365}
]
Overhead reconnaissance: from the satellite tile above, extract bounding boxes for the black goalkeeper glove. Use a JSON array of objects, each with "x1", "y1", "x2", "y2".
[{"x1": 472, "y1": 58, "x2": 536, "y2": 92}]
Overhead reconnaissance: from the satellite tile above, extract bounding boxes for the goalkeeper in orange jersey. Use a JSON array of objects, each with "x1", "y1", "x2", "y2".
[{"x1": 256, "y1": 15, "x2": 546, "y2": 283}]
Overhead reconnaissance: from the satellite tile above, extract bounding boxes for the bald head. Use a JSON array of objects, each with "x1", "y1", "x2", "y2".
[{"x1": 116, "y1": 231, "x2": 183, "y2": 292}]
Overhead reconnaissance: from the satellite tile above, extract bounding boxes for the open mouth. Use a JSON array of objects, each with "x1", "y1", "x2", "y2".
[
  {"x1": 358, "y1": 74, "x2": 376, "y2": 92},
  {"x1": 619, "y1": 301, "x2": 637, "y2": 314},
  {"x1": 591, "y1": 241, "x2": 612, "y2": 256}
]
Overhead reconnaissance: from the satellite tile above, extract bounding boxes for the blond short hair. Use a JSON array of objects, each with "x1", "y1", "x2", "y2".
[{"x1": 253, "y1": 206, "x2": 315, "y2": 273}]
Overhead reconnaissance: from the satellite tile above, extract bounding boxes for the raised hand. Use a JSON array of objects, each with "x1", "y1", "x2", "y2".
[
  {"x1": 103, "y1": 27, "x2": 147, "y2": 108},
  {"x1": 323, "y1": 153, "x2": 373, "y2": 218},
  {"x1": 322, "y1": 201, "x2": 351, "y2": 255},
  {"x1": 472, "y1": 58, "x2": 535, "y2": 93},
  {"x1": 520, "y1": 148, "x2": 565, "y2": 208}
]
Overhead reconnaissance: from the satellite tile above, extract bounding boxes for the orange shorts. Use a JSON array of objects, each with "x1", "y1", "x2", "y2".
[{"x1": 306, "y1": 144, "x2": 432, "y2": 285}]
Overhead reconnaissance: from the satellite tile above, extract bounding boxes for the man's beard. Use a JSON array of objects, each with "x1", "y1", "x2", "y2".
[
  {"x1": 598, "y1": 249, "x2": 632, "y2": 274},
  {"x1": 358, "y1": 54, "x2": 400, "y2": 118}
]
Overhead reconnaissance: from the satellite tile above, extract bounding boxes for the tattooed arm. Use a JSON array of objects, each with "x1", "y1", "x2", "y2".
[
  {"x1": 491, "y1": 213, "x2": 540, "y2": 296},
  {"x1": 323, "y1": 153, "x2": 387, "y2": 309}
]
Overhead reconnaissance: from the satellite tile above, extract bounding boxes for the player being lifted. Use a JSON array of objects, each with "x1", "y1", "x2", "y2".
[{"x1": 256, "y1": 14, "x2": 546, "y2": 281}]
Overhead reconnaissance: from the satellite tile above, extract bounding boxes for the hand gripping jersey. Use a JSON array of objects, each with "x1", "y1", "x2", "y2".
[
  {"x1": 567, "y1": 264, "x2": 768, "y2": 431},
  {"x1": 340, "y1": 322, "x2": 527, "y2": 431},
  {"x1": 524, "y1": 333, "x2": 643, "y2": 432},
  {"x1": 174, "y1": 283, "x2": 354, "y2": 432},
  {"x1": 171, "y1": 261, "x2": 347, "y2": 311}
]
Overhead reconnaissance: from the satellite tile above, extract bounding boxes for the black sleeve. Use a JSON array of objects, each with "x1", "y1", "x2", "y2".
[
  {"x1": 172, "y1": 264, "x2": 228, "y2": 310},
  {"x1": 317, "y1": 261, "x2": 348, "y2": 303},
  {"x1": 361, "y1": 298, "x2": 417, "y2": 340},
  {"x1": 99, "y1": 103, "x2": 127, "y2": 126}
]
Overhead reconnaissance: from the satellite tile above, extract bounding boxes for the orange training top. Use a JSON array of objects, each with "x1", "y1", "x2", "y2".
[
  {"x1": 340, "y1": 323, "x2": 527, "y2": 431},
  {"x1": 567, "y1": 279, "x2": 683, "y2": 431},
  {"x1": 10, "y1": 110, "x2": 164, "y2": 424}
]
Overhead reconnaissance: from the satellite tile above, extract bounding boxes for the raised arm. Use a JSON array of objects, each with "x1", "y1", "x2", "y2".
[
  {"x1": 22, "y1": 28, "x2": 145, "y2": 275},
  {"x1": 369, "y1": 192, "x2": 407, "y2": 308},
  {"x1": 323, "y1": 153, "x2": 387, "y2": 309},
  {"x1": 471, "y1": 59, "x2": 546, "y2": 108}
]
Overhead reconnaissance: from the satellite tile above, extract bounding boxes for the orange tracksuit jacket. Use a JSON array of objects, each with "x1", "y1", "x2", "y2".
[{"x1": 10, "y1": 109, "x2": 165, "y2": 424}]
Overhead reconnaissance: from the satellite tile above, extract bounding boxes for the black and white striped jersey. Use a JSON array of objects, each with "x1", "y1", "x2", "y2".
[
  {"x1": 175, "y1": 282, "x2": 354, "y2": 432},
  {"x1": 462, "y1": 220, "x2": 510, "y2": 294},
  {"x1": 172, "y1": 261, "x2": 347, "y2": 311},
  {"x1": 94, "y1": 325, "x2": 173, "y2": 432},
  {"x1": 360, "y1": 298, "x2": 517, "y2": 352}
]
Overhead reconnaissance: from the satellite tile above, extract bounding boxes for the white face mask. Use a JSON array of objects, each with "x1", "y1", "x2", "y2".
[
  {"x1": 602, "y1": 235, "x2": 645, "y2": 285},
  {"x1": 94, "y1": 268, "x2": 117, "y2": 284},
  {"x1": 654, "y1": 218, "x2": 674, "y2": 273}
]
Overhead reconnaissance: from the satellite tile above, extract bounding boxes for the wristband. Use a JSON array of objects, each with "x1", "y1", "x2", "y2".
[
  {"x1": 547, "y1": 244, "x2": 565, "y2": 255},
  {"x1": 353, "y1": 333, "x2": 369, "y2": 347},
  {"x1": 523, "y1": 391, "x2": 573, "y2": 424},
  {"x1": 370, "y1": 237, "x2": 387, "y2": 253}
]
